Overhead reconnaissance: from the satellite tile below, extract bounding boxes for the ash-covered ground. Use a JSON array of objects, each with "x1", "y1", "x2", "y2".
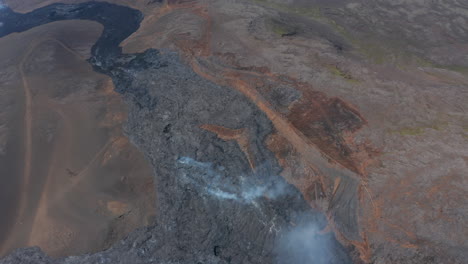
[
  {"x1": 0, "y1": 2, "x2": 351, "y2": 264},
  {"x1": 1, "y1": 0, "x2": 467, "y2": 263}
]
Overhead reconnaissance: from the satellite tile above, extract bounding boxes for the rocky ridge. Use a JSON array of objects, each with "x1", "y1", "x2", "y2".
[{"x1": 0, "y1": 2, "x2": 351, "y2": 264}]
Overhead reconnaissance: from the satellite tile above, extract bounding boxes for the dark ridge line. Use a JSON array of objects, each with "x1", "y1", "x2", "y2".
[
  {"x1": 0, "y1": 3, "x2": 354, "y2": 264},
  {"x1": 0, "y1": 1, "x2": 159, "y2": 109}
]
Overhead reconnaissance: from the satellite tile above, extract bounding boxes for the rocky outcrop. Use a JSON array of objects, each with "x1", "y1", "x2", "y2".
[{"x1": 0, "y1": 2, "x2": 350, "y2": 264}]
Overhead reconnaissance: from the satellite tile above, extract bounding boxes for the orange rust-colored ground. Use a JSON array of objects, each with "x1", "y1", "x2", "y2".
[
  {"x1": 7, "y1": 1, "x2": 464, "y2": 263},
  {"x1": 0, "y1": 20, "x2": 156, "y2": 258},
  {"x1": 103, "y1": 1, "x2": 378, "y2": 261},
  {"x1": 144, "y1": 3, "x2": 375, "y2": 261},
  {"x1": 201, "y1": 124, "x2": 256, "y2": 169}
]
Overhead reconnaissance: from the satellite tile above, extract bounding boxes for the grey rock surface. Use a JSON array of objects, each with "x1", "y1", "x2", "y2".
[{"x1": 0, "y1": 2, "x2": 351, "y2": 264}]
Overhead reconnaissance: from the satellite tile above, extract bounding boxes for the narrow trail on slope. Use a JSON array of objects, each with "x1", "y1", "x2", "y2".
[
  {"x1": 26, "y1": 96, "x2": 73, "y2": 249},
  {"x1": 0, "y1": 40, "x2": 38, "y2": 257},
  {"x1": 17, "y1": 41, "x2": 35, "y2": 224},
  {"x1": 0, "y1": 38, "x2": 87, "y2": 255}
]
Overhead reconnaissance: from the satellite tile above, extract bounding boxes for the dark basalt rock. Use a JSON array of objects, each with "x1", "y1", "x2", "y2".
[
  {"x1": 0, "y1": 2, "x2": 351, "y2": 264},
  {"x1": 0, "y1": 2, "x2": 155, "y2": 110}
]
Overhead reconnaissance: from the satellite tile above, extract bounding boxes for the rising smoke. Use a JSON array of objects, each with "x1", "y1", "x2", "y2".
[
  {"x1": 275, "y1": 220, "x2": 338, "y2": 264},
  {"x1": 177, "y1": 156, "x2": 290, "y2": 203},
  {"x1": 177, "y1": 156, "x2": 344, "y2": 263}
]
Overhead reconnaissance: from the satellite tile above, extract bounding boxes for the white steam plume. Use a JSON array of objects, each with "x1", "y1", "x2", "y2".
[
  {"x1": 177, "y1": 156, "x2": 289, "y2": 203},
  {"x1": 177, "y1": 156, "x2": 347, "y2": 263},
  {"x1": 275, "y1": 221, "x2": 337, "y2": 264}
]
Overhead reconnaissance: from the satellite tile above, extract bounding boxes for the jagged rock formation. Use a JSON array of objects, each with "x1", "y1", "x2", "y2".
[
  {"x1": 0, "y1": 2, "x2": 350, "y2": 264},
  {"x1": 1, "y1": 0, "x2": 467, "y2": 263}
]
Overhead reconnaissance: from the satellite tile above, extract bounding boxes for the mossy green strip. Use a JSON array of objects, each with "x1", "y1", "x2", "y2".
[
  {"x1": 326, "y1": 65, "x2": 360, "y2": 83},
  {"x1": 250, "y1": 0, "x2": 468, "y2": 71}
]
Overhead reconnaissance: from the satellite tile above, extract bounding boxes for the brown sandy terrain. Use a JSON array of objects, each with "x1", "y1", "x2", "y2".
[
  {"x1": 113, "y1": 1, "x2": 468, "y2": 262},
  {"x1": 3, "y1": 0, "x2": 153, "y2": 14},
  {"x1": 0, "y1": 20, "x2": 155, "y2": 257},
  {"x1": 2, "y1": 0, "x2": 467, "y2": 263}
]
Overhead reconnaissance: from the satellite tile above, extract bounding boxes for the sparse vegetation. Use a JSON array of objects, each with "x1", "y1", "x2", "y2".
[
  {"x1": 251, "y1": 0, "x2": 468, "y2": 71},
  {"x1": 391, "y1": 121, "x2": 449, "y2": 136},
  {"x1": 251, "y1": 0, "x2": 323, "y2": 20},
  {"x1": 393, "y1": 127, "x2": 425, "y2": 136},
  {"x1": 268, "y1": 19, "x2": 297, "y2": 37},
  {"x1": 435, "y1": 64, "x2": 468, "y2": 75},
  {"x1": 326, "y1": 64, "x2": 360, "y2": 83}
]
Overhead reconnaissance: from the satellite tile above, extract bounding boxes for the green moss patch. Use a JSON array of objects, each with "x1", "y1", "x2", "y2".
[
  {"x1": 326, "y1": 65, "x2": 360, "y2": 83},
  {"x1": 390, "y1": 121, "x2": 449, "y2": 136},
  {"x1": 393, "y1": 127, "x2": 425, "y2": 136},
  {"x1": 268, "y1": 19, "x2": 298, "y2": 37}
]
